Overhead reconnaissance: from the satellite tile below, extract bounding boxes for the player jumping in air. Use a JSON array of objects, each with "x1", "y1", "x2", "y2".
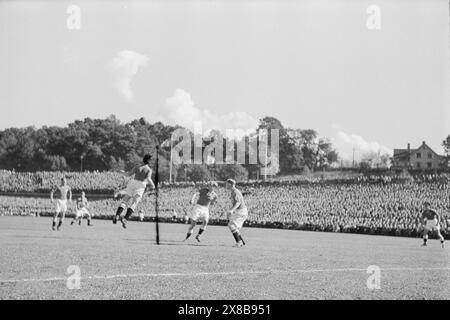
[
  {"x1": 112, "y1": 154, "x2": 155, "y2": 228},
  {"x1": 184, "y1": 181, "x2": 218, "y2": 242},
  {"x1": 70, "y1": 191, "x2": 93, "y2": 227},
  {"x1": 421, "y1": 201, "x2": 445, "y2": 248},
  {"x1": 50, "y1": 177, "x2": 72, "y2": 231},
  {"x1": 225, "y1": 179, "x2": 248, "y2": 247}
]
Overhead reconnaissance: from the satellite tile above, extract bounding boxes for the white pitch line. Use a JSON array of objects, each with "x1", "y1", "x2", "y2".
[{"x1": 1, "y1": 267, "x2": 449, "y2": 284}]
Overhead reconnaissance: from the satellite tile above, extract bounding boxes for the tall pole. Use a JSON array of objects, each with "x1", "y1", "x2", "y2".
[
  {"x1": 260, "y1": 130, "x2": 268, "y2": 181},
  {"x1": 169, "y1": 138, "x2": 173, "y2": 183},
  {"x1": 352, "y1": 147, "x2": 355, "y2": 178},
  {"x1": 352, "y1": 147, "x2": 355, "y2": 168},
  {"x1": 265, "y1": 132, "x2": 268, "y2": 180},
  {"x1": 80, "y1": 156, "x2": 83, "y2": 172},
  {"x1": 154, "y1": 145, "x2": 160, "y2": 245}
]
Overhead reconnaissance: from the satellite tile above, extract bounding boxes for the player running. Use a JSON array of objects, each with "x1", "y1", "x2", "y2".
[
  {"x1": 225, "y1": 179, "x2": 248, "y2": 247},
  {"x1": 50, "y1": 177, "x2": 72, "y2": 231},
  {"x1": 112, "y1": 154, "x2": 155, "y2": 228},
  {"x1": 421, "y1": 201, "x2": 445, "y2": 248},
  {"x1": 70, "y1": 191, "x2": 92, "y2": 227},
  {"x1": 184, "y1": 181, "x2": 218, "y2": 242}
]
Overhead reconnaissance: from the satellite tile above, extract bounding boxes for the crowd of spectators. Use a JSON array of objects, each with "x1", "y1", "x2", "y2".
[
  {"x1": 0, "y1": 170, "x2": 128, "y2": 193},
  {"x1": 1, "y1": 170, "x2": 449, "y2": 239},
  {"x1": 1, "y1": 170, "x2": 449, "y2": 192}
]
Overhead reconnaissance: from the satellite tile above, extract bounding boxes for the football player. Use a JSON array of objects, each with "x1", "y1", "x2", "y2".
[
  {"x1": 50, "y1": 177, "x2": 72, "y2": 231},
  {"x1": 225, "y1": 179, "x2": 248, "y2": 247},
  {"x1": 421, "y1": 201, "x2": 445, "y2": 248},
  {"x1": 70, "y1": 191, "x2": 92, "y2": 226},
  {"x1": 112, "y1": 154, "x2": 155, "y2": 228},
  {"x1": 184, "y1": 181, "x2": 218, "y2": 242}
]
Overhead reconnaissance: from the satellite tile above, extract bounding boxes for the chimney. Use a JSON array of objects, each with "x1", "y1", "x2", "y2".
[
  {"x1": 407, "y1": 143, "x2": 410, "y2": 152},
  {"x1": 422, "y1": 141, "x2": 426, "y2": 145}
]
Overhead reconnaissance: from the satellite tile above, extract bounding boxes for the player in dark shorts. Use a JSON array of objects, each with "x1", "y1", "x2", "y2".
[
  {"x1": 112, "y1": 154, "x2": 155, "y2": 228},
  {"x1": 421, "y1": 201, "x2": 445, "y2": 248},
  {"x1": 50, "y1": 177, "x2": 72, "y2": 231},
  {"x1": 184, "y1": 182, "x2": 218, "y2": 242}
]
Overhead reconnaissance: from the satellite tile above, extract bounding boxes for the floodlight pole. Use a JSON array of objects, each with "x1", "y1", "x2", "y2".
[{"x1": 169, "y1": 138, "x2": 173, "y2": 183}]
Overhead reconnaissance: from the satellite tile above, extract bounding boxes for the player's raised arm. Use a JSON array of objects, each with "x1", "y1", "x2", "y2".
[
  {"x1": 435, "y1": 211, "x2": 440, "y2": 224},
  {"x1": 119, "y1": 166, "x2": 136, "y2": 177},
  {"x1": 68, "y1": 187, "x2": 72, "y2": 202},
  {"x1": 190, "y1": 192, "x2": 199, "y2": 205},
  {"x1": 147, "y1": 171, "x2": 155, "y2": 190},
  {"x1": 50, "y1": 189, "x2": 54, "y2": 203},
  {"x1": 211, "y1": 193, "x2": 218, "y2": 206}
]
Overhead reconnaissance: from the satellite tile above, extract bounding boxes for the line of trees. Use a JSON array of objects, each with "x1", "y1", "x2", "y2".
[{"x1": 0, "y1": 115, "x2": 340, "y2": 181}]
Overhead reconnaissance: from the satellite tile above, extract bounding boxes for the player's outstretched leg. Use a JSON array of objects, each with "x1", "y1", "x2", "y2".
[
  {"x1": 113, "y1": 205, "x2": 125, "y2": 224},
  {"x1": 228, "y1": 222, "x2": 244, "y2": 247},
  {"x1": 52, "y1": 213, "x2": 58, "y2": 231},
  {"x1": 185, "y1": 220, "x2": 196, "y2": 241},
  {"x1": 436, "y1": 230, "x2": 445, "y2": 248},
  {"x1": 57, "y1": 214, "x2": 64, "y2": 231},
  {"x1": 195, "y1": 220, "x2": 208, "y2": 242},
  {"x1": 422, "y1": 230, "x2": 428, "y2": 246},
  {"x1": 86, "y1": 213, "x2": 92, "y2": 226},
  {"x1": 238, "y1": 227, "x2": 246, "y2": 246},
  {"x1": 70, "y1": 217, "x2": 76, "y2": 226},
  {"x1": 121, "y1": 208, "x2": 134, "y2": 229}
]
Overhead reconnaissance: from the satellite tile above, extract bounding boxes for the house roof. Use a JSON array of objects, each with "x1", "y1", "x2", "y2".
[
  {"x1": 392, "y1": 142, "x2": 445, "y2": 161},
  {"x1": 415, "y1": 142, "x2": 443, "y2": 159},
  {"x1": 393, "y1": 148, "x2": 415, "y2": 155},
  {"x1": 393, "y1": 148, "x2": 415, "y2": 161}
]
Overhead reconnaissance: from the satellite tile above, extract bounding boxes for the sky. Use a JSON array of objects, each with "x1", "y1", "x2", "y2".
[{"x1": 0, "y1": 0, "x2": 449, "y2": 161}]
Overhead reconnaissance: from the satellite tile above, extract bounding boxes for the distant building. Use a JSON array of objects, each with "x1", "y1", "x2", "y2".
[{"x1": 391, "y1": 141, "x2": 446, "y2": 170}]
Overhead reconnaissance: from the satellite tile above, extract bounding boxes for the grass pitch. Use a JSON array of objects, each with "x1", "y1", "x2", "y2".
[{"x1": 0, "y1": 216, "x2": 449, "y2": 299}]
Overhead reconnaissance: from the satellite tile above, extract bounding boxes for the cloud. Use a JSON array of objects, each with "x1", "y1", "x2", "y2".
[
  {"x1": 157, "y1": 88, "x2": 259, "y2": 138},
  {"x1": 332, "y1": 131, "x2": 392, "y2": 161},
  {"x1": 109, "y1": 50, "x2": 148, "y2": 101}
]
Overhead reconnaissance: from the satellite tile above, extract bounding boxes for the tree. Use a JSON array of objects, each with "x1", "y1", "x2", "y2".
[
  {"x1": 108, "y1": 156, "x2": 125, "y2": 171},
  {"x1": 443, "y1": 135, "x2": 450, "y2": 156},
  {"x1": 286, "y1": 128, "x2": 339, "y2": 171},
  {"x1": 185, "y1": 164, "x2": 211, "y2": 182},
  {"x1": 214, "y1": 164, "x2": 248, "y2": 181},
  {"x1": 0, "y1": 114, "x2": 340, "y2": 175},
  {"x1": 359, "y1": 161, "x2": 371, "y2": 171},
  {"x1": 258, "y1": 117, "x2": 302, "y2": 174},
  {"x1": 0, "y1": 127, "x2": 38, "y2": 171},
  {"x1": 45, "y1": 155, "x2": 68, "y2": 171},
  {"x1": 361, "y1": 151, "x2": 391, "y2": 169}
]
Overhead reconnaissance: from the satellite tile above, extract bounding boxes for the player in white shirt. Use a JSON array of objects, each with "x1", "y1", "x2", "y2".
[
  {"x1": 112, "y1": 154, "x2": 155, "y2": 228},
  {"x1": 70, "y1": 191, "x2": 92, "y2": 226},
  {"x1": 225, "y1": 179, "x2": 248, "y2": 247},
  {"x1": 50, "y1": 177, "x2": 72, "y2": 231}
]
